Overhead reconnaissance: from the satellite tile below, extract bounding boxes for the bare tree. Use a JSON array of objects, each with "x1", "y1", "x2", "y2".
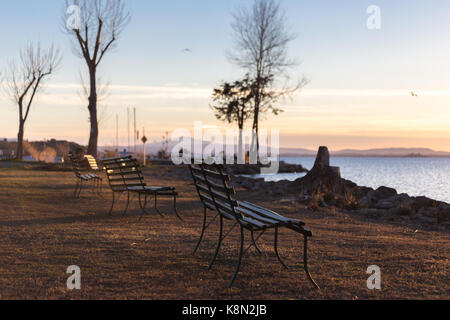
[
  {"x1": 63, "y1": 0, "x2": 130, "y2": 157},
  {"x1": 211, "y1": 75, "x2": 255, "y2": 161},
  {"x1": 229, "y1": 0, "x2": 307, "y2": 153},
  {"x1": 3, "y1": 43, "x2": 61, "y2": 160}
]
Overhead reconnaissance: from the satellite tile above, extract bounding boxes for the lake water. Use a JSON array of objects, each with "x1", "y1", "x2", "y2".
[{"x1": 252, "y1": 157, "x2": 450, "y2": 204}]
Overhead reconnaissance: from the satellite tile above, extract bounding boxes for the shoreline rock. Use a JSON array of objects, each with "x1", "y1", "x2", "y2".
[{"x1": 227, "y1": 161, "x2": 308, "y2": 175}]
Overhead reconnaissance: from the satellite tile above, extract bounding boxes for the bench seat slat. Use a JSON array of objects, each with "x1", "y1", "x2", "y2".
[
  {"x1": 235, "y1": 206, "x2": 281, "y2": 226},
  {"x1": 104, "y1": 163, "x2": 139, "y2": 170},
  {"x1": 241, "y1": 216, "x2": 268, "y2": 229},
  {"x1": 108, "y1": 176, "x2": 143, "y2": 182},
  {"x1": 197, "y1": 184, "x2": 236, "y2": 205},
  {"x1": 128, "y1": 186, "x2": 174, "y2": 192},
  {"x1": 106, "y1": 170, "x2": 138, "y2": 176},
  {"x1": 238, "y1": 201, "x2": 304, "y2": 226}
]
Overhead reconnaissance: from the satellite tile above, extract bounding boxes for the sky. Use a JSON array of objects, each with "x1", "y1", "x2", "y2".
[{"x1": 0, "y1": 0, "x2": 450, "y2": 151}]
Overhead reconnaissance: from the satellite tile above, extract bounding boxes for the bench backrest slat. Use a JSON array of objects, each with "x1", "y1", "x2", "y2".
[
  {"x1": 68, "y1": 153, "x2": 83, "y2": 178},
  {"x1": 85, "y1": 155, "x2": 100, "y2": 171},
  {"x1": 103, "y1": 156, "x2": 146, "y2": 191},
  {"x1": 189, "y1": 163, "x2": 241, "y2": 222}
]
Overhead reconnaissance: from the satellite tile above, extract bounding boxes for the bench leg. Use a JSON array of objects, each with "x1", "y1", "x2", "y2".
[
  {"x1": 303, "y1": 234, "x2": 320, "y2": 289},
  {"x1": 173, "y1": 194, "x2": 183, "y2": 221},
  {"x1": 122, "y1": 192, "x2": 131, "y2": 218},
  {"x1": 96, "y1": 178, "x2": 103, "y2": 197},
  {"x1": 274, "y1": 227, "x2": 288, "y2": 270},
  {"x1": 154, "y1": 194, "x2": 164, "y2": 217},
  {"x1": 193, "y1": 206, "x2": 207, "y2": 255},
  {"x1": 108, "y1": 192, "x2": 116, "y2": 216},
  {"x1": 228, "y1": 226, "x2": 244, "y2": 288},
  {"x1": 73, "y1": 180, "x2": 80, "y2": 198},
  {"x1": 138, "y1": 193, "x2": 149, "y2": 222},
  {"x1": 208, "y1": 215, "x2": 223, "y2": 270},
  {"x1": 251, "y1": 231, "x2": 262, "y2": 255},
  {"x1": 77, "y1": 180, "x2": 84, "y2": 198}
]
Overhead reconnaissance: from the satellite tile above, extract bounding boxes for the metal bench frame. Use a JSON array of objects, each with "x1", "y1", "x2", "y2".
[
  {"x1": 189, "y1": 163, "x2": 319, "y2": 289},
  {"x1": 102, "y1": 156, "x2": 182, "y2": 221},
  {"x1": 69, "y1": 153, "x2": 102, "y2": 198}
]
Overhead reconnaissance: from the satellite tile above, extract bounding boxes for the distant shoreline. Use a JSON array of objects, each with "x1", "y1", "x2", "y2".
[{"x1": 281, "y1": 154, "x2": 450, "y2": 158}]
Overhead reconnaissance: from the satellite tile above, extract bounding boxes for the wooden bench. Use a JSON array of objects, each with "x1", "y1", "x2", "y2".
[
  {"x1": 102, "y1": 156, "x2": 182, "y2": 221},
  {"x1": 68, "y1": 153, "x2": 102, "y2": 198},
  {"x1": 189, "y1": 163, "x2": 319, "y2": 289}
]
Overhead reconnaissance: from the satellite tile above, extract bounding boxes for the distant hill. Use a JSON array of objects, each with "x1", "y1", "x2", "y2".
[{"x1": 281, "y1": 147, "x2": 450, "y2": 157}]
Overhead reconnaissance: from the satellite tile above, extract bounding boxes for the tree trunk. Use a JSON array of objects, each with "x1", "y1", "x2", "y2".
[
  {"x1": 251, "y1": 77, "x2": 261, "y2": 157},
  {"x1": 250, "y1": 97, "x2": 260, "y2": 162},
  {"x1": 87, "y1": 66, "x2": 98, "y2": 157},
  {"x1": 16, "y1": 120, "x2": 24, "y2": 161},
  {"x1": 237, "y1": 127, "x2": 244, "y2": 164}
]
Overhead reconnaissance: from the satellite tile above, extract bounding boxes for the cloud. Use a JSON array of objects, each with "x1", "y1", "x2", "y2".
[{"x1": 298, "y1": 89, "x2": 450, "y2": 97}]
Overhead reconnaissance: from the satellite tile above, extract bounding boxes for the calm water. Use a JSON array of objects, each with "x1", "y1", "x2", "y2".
[{"x1": 252, "y1": 157, "x2": 450, "y2": 204}]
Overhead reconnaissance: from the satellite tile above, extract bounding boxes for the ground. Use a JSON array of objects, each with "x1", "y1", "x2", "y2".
[{"x1": 0, "y1": 165, "x2": 448, "y2": 300}]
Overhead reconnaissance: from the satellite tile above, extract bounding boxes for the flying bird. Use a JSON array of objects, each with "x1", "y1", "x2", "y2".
[
  {"x1": 182, "y1": 48, "x2": 192, "y2": 53},
  {"x1": 410, "y1": 91, "x2": 418, "y2": 97}
]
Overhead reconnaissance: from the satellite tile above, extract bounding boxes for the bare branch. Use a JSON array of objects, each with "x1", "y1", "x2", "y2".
[{"x1": 63, "y1": 0, "x2": 131, "y2": 67}]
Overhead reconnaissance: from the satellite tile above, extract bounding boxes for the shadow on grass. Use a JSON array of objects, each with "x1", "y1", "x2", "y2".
[{"x1": 0, "y1": 200, "x2": 181, "y2": 228}]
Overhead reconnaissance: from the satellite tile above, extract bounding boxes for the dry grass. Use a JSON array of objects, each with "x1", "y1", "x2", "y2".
[{"x1": 0, "y1": 166, "x2": 448, "y2": 300}]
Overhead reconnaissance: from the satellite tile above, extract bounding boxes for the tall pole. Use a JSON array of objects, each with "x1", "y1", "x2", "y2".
[
  {"x1": 127, "y1": 107, "x2": 130, "y2": 153},
  {"x1": 116, "y1": 114, "x2": 119, "y2": 152},
  {"x1": 134, "y1": 107, "x2": 137, "y2": 154}
]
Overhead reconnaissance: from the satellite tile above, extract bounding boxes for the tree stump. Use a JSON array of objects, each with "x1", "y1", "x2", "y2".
[{"x1": 297, "y1": 146, "x2": 343, "y2": 193}]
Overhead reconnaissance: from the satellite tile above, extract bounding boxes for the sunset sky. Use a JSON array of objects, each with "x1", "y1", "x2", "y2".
[{"x1": 1, "y1": 0, "x2": 450, "y2": 151}]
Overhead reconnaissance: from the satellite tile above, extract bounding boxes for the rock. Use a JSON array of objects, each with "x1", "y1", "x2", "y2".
[
  {"x1": 358, "y1": 197, "x2": 371, "y2": 208},
  {"x1": 385, "y1": 193, "x2": 409, "y2": 203},
  {"x1": 354, "y1": 186, "x2": 373, "y2": 200},
  {"x1": 359, "y1": 208, "x2": 380, "y2": 216},
  {"x1": 227, "y1": 161, "x2": 308, "y2": 175},
  {"x1": 420, "y1": 216, "x2": 438, "y2": 224},
  {"x1": 376, "y1": 201, "x2": 395, "y2": 210},
  {"x1": 426, "y1": 208, "x2": 438, "y2": 217},
  {"x1": 413, "y1": 196, "x2": 435, "y2": 210},
  {"x1": 387, "y1": 206, "x2": 412, "y2": 216},
  {"x1": 358, "y1": 190, "x2": 376, "y2": 208},
  {"x1": 437, "y1": 208, "x2": 450, "y2": 224},
  {"x1": 241, "y1": 179, "x2": 254, "y2": 190},
  {"x1": 374, "y1": 186, "x2": 397, "y2": 199}
]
